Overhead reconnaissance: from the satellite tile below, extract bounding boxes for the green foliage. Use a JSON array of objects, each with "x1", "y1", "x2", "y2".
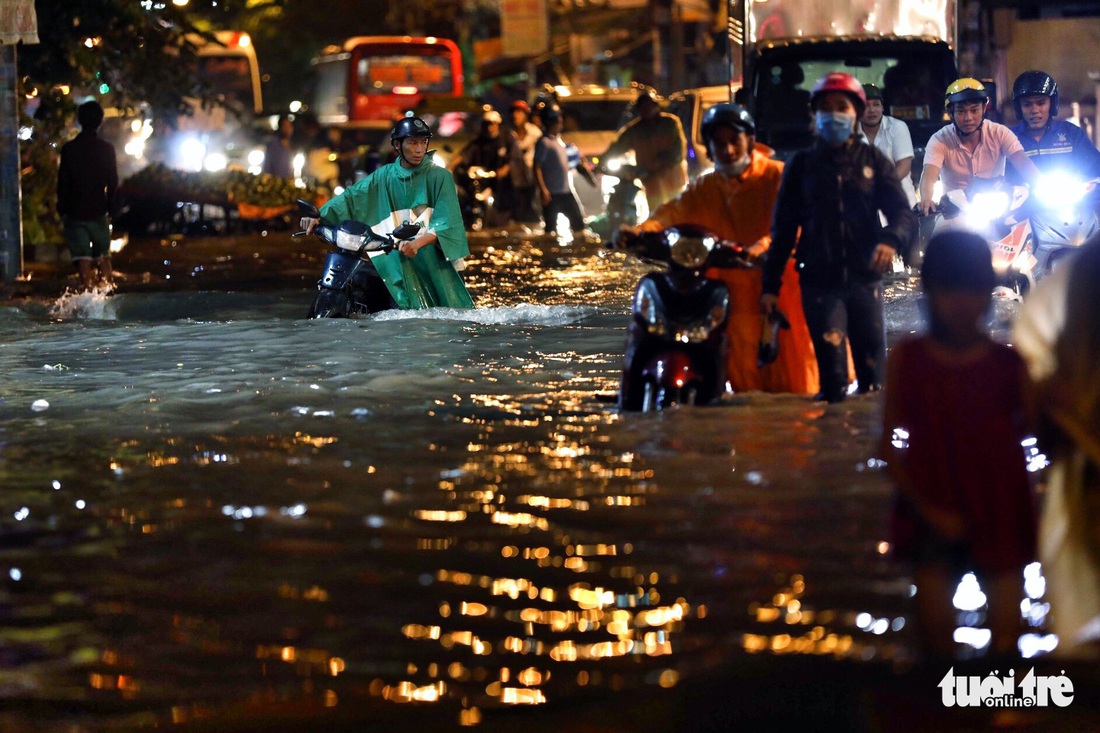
[{"x1": 122, "y1": 163, "x2": 323, "y2": 208}]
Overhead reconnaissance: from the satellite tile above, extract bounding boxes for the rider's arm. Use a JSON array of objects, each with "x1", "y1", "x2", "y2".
[
  {"x1": 918, "y1": 163, "x2": 942, "y2": 215},
  {"x1": 895, "y1": 157, "x2": 913, "y2": 181},
  {"x1": 761, "y1": 153, "x2": 804, "y2": 307},
  {"x1": 1008, "y1": 149, "x2": 1041, "y2": 187}
]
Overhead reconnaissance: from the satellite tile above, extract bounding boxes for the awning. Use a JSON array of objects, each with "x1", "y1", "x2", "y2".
[{"x1": 0, "y1": 0, "x2": 39, "y2": 45}]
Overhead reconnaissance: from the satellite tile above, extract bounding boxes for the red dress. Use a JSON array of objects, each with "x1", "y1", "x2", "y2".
[{"x1": 888, "y1": 336, "x2": 1036, "y2": 575}]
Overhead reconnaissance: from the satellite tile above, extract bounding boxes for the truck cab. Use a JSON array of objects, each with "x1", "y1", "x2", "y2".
[
  {"x1": 730, "y1": 0, "x2": 959, "y2": 162},
  {"x1": 746, "y1": 36, "x2": 957, "y2": 159}
]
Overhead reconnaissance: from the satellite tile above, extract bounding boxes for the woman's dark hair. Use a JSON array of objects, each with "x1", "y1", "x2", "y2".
[{"x1": 920, "y1": 230, "x2": 995, "y2": 293}]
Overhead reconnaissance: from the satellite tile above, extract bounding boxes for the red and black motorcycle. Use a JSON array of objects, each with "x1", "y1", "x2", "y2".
[{"x1": 612, "y1": 225, "x2": 756, "y2": 412}]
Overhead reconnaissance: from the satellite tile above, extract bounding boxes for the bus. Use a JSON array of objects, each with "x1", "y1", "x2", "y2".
[{"x1": 311, "y1": 36, "x2": 464, "y2": 129}]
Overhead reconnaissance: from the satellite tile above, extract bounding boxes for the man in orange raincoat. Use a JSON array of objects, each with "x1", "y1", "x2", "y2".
[{"x1": 633, "y1": 103, "x2": 819, "y2": 394}]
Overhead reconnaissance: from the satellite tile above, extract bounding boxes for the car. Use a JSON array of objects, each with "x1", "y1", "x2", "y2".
[{"x1": 666, "y1": 84, "x2": 741, "y2": 180}]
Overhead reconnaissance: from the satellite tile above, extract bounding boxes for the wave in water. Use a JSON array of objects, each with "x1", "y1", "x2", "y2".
[{"x1": 369, "y1": 303, "x2": 600, "y2": 326}]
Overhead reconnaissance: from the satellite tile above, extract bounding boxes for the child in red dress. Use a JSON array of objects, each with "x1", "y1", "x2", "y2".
[{"x1": 881, "y1": 230, "x2": 1036, "y2": 658}]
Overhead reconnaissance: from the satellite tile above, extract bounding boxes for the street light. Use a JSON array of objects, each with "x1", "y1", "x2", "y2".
[{"x1": 173, "y1": 0, "x2": 189, "y2": 6}]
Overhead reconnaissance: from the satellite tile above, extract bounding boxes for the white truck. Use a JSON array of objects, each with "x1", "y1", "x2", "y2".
[{"x1": 729, "y1": 0, "x2": 960, "y2": 160}]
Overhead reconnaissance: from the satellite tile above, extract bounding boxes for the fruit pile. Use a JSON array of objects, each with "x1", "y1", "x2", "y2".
[{"x1": 121, "y1": 164, "x2": 325, "y2": 207}]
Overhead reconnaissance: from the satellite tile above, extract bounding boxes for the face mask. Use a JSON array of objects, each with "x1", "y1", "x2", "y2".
[
  {"x1": 715, "y1": 154, "x2": 751, "y2": 178},
  {"x1": 815, "y1": 111, "x2": 856, "y2": 145}
]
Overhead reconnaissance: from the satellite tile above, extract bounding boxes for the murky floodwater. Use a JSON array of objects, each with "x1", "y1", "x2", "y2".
[{"x1": 0, "y1": 235, "x2": 1030, "y2": 731}]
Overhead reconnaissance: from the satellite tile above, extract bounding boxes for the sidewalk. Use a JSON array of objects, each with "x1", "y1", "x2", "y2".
[{"x1": 1, "y1": 231, "x2": 322, "y2": 304}]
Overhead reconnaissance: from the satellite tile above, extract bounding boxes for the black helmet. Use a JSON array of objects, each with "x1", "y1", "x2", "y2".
[
  {"x1": 862, "y1": 83, "x2": 883, "y2": 102},
  {"x1": 700, "y1": 102, "x2": 755, "y2": 144},
  {"x1": 1012, "y1": 70, "x2": 1059, "y2": 119},
  {"x1": 632, "y1": 88, "x2": 660, "y2": 111},
  {"x1": 537, "y1": 103, "x2": 561, "y2": 127},
  {"x1": 390, "y1": 115, "x2": 433, "y2": 142}
]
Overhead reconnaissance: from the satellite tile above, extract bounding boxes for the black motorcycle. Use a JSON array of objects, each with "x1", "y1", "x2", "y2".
[
  {"x1": 612, "y1": 225, "x2": 753, "y2": 411},
  {"x1": 296, "y1": 200, "x2": 420, "y2": 319}
]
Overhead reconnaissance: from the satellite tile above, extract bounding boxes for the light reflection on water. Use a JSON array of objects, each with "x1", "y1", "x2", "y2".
[{"x1": 0, "y1": 242, "x2": 1036, "y2": 729}]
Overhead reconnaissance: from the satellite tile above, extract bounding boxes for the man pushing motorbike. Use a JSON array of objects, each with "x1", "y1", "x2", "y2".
[
  {"x1": 622, "y1": 102, "x2": 819, "y2": 395},
  {"x1": 300, "y1": 115, "x2": 474, "y2": 310}
]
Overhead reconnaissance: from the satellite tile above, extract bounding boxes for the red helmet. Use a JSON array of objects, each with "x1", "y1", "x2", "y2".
[{"x1": 809, "y1": 72, "x2": 867, "y2": 114}]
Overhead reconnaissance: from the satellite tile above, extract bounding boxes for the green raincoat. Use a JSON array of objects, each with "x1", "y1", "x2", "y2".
[{"x1": 319, "y1": 151, "x2": 475, "y2": 309}]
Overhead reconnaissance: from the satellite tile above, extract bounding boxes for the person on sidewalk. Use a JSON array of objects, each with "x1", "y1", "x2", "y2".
[
  {"x1": 57, "y1": 100, "x2": 118, "y2": 291},
  {"x1": 630, "y1": 102, "x2": 818, "y2": 395},
  {"x1": 761, "y1": 73, "x2": 914, "y2": 402},
  {"x1": 883, "y1": 230, "x2": 1036, "y2": 658}
]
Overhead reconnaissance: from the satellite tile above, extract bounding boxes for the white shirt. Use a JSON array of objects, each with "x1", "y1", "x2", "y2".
[
  {"x1": 860, "y1": 115, "x2": 917, "y2": 208},
  {"x1": 924, "y1": 120, "x2": 1024, "y2": 193}
]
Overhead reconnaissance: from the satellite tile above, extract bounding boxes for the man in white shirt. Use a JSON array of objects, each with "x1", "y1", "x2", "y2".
[
  {"x1": 918, "y1": 78, "x2": 1039, "y2": 217},
  {"x1": 859, "y1": 83, "x2": 917, "y2": 209}
]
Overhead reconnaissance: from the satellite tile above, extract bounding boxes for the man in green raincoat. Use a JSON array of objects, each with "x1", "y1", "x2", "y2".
[{"x1": 301, "y1": 116, "x2": 475, "y2": 309}]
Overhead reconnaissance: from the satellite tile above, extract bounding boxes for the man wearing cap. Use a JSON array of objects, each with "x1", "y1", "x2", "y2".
[{"x1": 601, "y1": 90, "x2": 688, "y2": 211}]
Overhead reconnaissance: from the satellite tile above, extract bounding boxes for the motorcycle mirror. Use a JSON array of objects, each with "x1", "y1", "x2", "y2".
[
  {"x1": 297, "y1": 199, "x2": 321, "y2": 218},
  {"x1": 392, "y1": 223, "x2": 421, "y2": 240}
]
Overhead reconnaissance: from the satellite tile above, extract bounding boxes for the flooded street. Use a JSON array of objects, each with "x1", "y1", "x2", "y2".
[{"x1": 0, "y1": 232, "x2": 1074, "y2": 731}]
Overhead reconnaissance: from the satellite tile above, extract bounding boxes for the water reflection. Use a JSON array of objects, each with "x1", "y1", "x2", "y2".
[{"x1": 0, "y1": 237, "x2": 1057, "y2": 730}]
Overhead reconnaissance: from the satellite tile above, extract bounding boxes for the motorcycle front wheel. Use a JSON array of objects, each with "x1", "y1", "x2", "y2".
[
  {"x1": 308, "y1": 289, "x2": 352, "y2": 319},
  {"x1": 641, "y1": 383, "x2": 699, "y2": 412}
]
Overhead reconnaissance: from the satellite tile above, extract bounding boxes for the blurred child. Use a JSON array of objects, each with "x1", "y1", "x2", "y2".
[{"x1": 881, "y1": 230, "x2": 1036, "y2": 657}]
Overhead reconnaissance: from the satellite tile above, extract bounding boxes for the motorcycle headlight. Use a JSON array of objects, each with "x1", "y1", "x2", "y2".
[
  {"x1": 1035, "y1": 171, "x2": 1087, "y2": 207},
  {"x1": 668, "y1": 232, "x2": 712, "y2": 270},
  {"x1": 966, "y1": 191, "x2": 1009, "y2": 226},
  {"x1": 335, "y1": 229, "x2": 367, "y2": 251}
]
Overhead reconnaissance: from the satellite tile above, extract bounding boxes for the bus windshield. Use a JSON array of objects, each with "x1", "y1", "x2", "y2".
[
  {"x1": 358, "y1": 53, "x2": 456, "y2": 95},
  {"x1": 198, "y1": 55, "x2": 255, "y2": 111}
]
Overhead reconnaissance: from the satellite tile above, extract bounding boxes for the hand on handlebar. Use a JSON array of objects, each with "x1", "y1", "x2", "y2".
[
  {"x1": 919, "y1": 198, "x2": 937, "y2": 217},
  {"x1": 760, "y1": 293, "x2": 779, "y2": 315},
  {"x1": 300, "y1": 217, "x2": 320, "y2": 234}
]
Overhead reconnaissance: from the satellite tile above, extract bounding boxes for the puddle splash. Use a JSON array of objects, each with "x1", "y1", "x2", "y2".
[{"x1": 49, "y1": 285, "x2": 119, "y2": 320}]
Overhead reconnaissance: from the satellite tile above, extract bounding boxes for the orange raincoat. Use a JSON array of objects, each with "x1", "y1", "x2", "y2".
[{"x1": 637, "y1": 146, "x2": 819, "y2": 394}]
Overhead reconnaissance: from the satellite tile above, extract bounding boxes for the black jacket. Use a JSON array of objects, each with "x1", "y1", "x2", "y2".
[
  {"x1": 57, "y1": 131, "x2": 118, "y2": 221},
  {"x1": 762, "y1": 137, "x2": 914, "y2": 293}
]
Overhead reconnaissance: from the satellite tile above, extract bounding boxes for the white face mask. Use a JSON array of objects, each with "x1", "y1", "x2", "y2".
[{"x1": 715, "y1": 154, "x2": 751, "y2": 178}]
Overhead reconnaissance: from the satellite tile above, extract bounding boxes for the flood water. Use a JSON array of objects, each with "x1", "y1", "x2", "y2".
[{"x1": 0, "y1": 234, "x2": 1043, "y2": 730}]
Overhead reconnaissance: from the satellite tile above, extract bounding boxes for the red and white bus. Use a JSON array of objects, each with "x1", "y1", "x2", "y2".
[{"x1": 311, "y1": 36, "x2": 464, "y2": 129}]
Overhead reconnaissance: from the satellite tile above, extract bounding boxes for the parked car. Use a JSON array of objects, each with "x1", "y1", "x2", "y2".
[{"x1": 666, "y1": 84, "x2": 739, "y2": 180}]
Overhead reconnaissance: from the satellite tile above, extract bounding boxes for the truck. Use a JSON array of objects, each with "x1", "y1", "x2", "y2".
[{"x1": 728, "y1": 0, "x2": 960, "y2": 161}]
